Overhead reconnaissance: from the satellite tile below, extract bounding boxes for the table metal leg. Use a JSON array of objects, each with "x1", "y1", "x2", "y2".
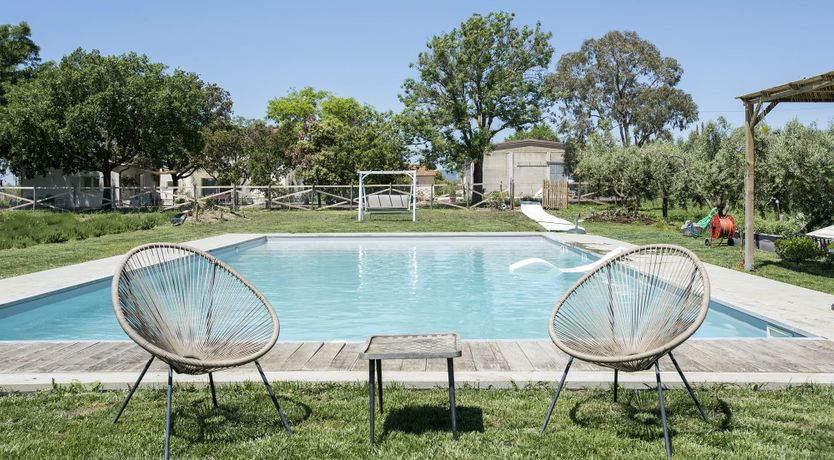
[
  {"x1": 369, "y1": 359, "x2": 375, "y2": 447},
  {"x1": 376, "y1": 359, "x2": 383, "y2": 413},
  {"x1": 447, "y1": 358, "x2": 457, "y2": 440}
]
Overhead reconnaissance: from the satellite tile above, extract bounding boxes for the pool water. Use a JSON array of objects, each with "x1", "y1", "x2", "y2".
[{"x1": 0, "y1": 236, "x2": 802, "y2": 341}]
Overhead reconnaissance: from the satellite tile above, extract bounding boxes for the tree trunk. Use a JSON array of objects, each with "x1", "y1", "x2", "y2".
[
  {"x1": 471, "y1": 157, "x2": 484, "y2": 206},
  {"x1": 661, "y1": 193, "x2": 669, "y2": 221},
  {"x1": 102, "y1": 168, "x2": 114, "y2": 210}
]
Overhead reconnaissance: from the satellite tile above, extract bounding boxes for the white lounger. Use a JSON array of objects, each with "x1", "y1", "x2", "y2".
[
  {"x1": 520, "y1": 202, "x2": 585, "y2": 233},
  {"x1": 509, "y1": 247, "x2": 629, "y2": 275}
]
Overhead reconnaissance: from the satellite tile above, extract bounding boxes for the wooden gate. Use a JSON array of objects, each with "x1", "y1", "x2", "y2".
[{"x1": 542, "y1": 180, "x2": 568, "y2": 209}]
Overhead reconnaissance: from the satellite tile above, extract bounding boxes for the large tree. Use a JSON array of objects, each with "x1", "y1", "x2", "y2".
[
  {"x1": 400, "y1": 12, "x2": 554, "y2": 198},
  {"x1": 267, "y1": 87, "x2": 408, "y2": 184},
  {"x1": 551, "y1": 30, "x2": 698, "y2": 147},
  {"x1": 0, "y1": 22, "x2": 40, "y2": 104},
  {"x1": 0, "y1": 49, "x2": 185, "y2": 207},
  {"x1": 143, "y1": 70, "x2": 233, "y2": 187},
  {"x1": 505, "y1": 123, "x2": 559, "y2": 142}
]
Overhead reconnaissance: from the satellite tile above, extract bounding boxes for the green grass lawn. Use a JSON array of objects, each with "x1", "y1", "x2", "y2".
[
  {"x1": 1, "y1": 383, "x2": 832, "y2": 459},
  {"x1": 0, "y1": 209, "x2": 540, "y2": 279}
]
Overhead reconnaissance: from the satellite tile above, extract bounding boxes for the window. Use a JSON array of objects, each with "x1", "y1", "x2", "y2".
[{"x1": 81, "y1": 175, "x2": 101, "y2": 189}]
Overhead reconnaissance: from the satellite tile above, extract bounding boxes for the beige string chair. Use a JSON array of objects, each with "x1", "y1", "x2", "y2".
[
  {"x1": 111, "y1": 243, "x2": 292, "y2": 459},
  {"x1": 539, "y1": 244, "x2": 710, "y2": 458}
]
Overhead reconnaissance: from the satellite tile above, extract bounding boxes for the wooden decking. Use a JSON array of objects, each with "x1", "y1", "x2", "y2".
[{"x1": 2, "y1": 339, "x2": 834, "y2": 375}]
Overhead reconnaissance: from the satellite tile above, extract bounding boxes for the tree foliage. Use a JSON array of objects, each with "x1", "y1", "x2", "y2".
[
  {"x1": 144, "y1": 71, "x2": 233, "y2": 186},
  {"x1": 0, "y1": 22, "x2": 40, "y2": 104},
  {"x1": 505, "y1": 124, "x2": 559, "y2": 142},
  {"x1": 400, "y1": 11, "x2": 554, "y2": 189},
  {"x1": 203, "y1": 118, "x2": 290, "y2": 187},
  {"x1": 551, "y1": 30, "x2": 698, "y2": 147},
  {"x1": 267, "y1": 87, "x2": 408, "y2": 184}
]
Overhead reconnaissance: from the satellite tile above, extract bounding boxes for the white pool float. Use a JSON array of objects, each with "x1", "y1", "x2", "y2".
[{"x1": 509, "y1": 247, "x2": 629, "y2": 275}]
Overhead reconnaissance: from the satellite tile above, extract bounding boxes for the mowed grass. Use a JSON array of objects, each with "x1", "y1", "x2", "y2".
[
  {"x1": 1, "y1": 383, "x2": 833, "y2": 459},
  {"x1": 0, "y1": 209, "x2": 541, "y2": 279}
]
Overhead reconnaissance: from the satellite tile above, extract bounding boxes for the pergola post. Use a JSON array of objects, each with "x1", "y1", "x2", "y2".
[{"x1": 743, "y1": 102, "x2": 756, "y2": 270}]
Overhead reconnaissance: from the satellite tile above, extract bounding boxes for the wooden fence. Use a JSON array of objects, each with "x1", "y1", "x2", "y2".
[{"x1": 541, "y1": 180, "x2": 568, "y2": 209}]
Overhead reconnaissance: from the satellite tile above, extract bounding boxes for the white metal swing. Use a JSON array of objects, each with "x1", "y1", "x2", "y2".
[{"x1": 357, "y1": 170, "x2": 417, "y2": 222}]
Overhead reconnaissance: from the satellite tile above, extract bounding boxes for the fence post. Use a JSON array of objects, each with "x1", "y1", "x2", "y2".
[
  {"x1": 32, "y1": 187, "x2": 36, "y2": 210},
  {"x1": 510, "y1": 179, "x2": 515, "y2": 210},
  {"x1": 349, "y1": 183, "x2": 354, "y2": 210},
  {"x1": 430, "y1": 184, "x2": 434, "y2": 209}
]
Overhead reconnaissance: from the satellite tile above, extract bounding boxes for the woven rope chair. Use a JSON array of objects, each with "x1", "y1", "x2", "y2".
[
  {"x1": 111, "y1": 243, "x2": 292, "y2": 459},
  {"x1": 539, "y1": 244, "x2": 710, "y2": 458}
]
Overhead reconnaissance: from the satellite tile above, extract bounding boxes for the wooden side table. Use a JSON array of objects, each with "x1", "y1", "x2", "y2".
[{"x1": 359, "y1": 333, "x2": 463, "y2": 446}]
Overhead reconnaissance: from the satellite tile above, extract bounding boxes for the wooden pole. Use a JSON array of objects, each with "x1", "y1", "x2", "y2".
[{"x1": 743, "y1": 102, "x2": 756, "y2": 271}]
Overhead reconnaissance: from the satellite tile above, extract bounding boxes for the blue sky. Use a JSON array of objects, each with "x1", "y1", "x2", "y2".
[{"x1": 4, "y1": 0, "x2": 834, "y2": 133}]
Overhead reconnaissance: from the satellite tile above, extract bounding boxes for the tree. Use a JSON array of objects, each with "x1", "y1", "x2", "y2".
[
  {"x1": 0, "y1": 49, "x2": 168, "y2": 206},
  {"x1": 0, "y1": 22, "x2": 40, "y2": 104},
  {"x1": 0, "y1": 22, "x2": 41, "y2": 172},
  {"x1": 505, "y1": 123, "x2": 559, "y2": 142},
  {"x1": 267, "y1": 87, "x2": 408, "y2": 184},
  {"x1": 400, "y1": 12, "x2": 554, "y2": 199},
  {"x1": 574, "y1": 132, "x2": 654, "y2": 212},
  {"x1": 551, "y1": 30, "x2": 698, "y2": 147},
  {"x1": 143, "y1": 70, "x2": 233, "y2": 187}
]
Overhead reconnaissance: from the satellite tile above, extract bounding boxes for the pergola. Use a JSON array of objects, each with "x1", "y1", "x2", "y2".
[{"x1": 737, "y1": 70, "x2": 834, "y2": 270}]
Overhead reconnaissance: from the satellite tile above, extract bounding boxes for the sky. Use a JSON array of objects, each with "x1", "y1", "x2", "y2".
[{"x1": 3, "y1": 0, "x2": 834, "y2": 169}]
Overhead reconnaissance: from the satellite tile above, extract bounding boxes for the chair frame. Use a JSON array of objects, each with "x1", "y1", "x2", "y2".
[
  {"x1": 111, "y1": 243, "x2": 292, "y2": 459},
  {"x1": 539, "y1": 244, "x2": 711, "y2": 458}
]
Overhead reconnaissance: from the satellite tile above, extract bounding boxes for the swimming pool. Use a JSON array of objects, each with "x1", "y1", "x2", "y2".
[{"x1": 0, "y1": 235, "x2": 803, "y2": 341}]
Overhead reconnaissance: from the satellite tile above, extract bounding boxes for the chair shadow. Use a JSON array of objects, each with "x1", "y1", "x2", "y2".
[
  {"x1": 566, "y1": 389, "x2": 732, "y2": 443},
  {"x1": 172, "y1": 395, "x2": 311, "y2": 445},
  {"x1": 381, "y1": 405, "x2": 484, "y2": 439}
]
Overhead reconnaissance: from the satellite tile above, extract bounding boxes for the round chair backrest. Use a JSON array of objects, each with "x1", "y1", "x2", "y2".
[
  {"x1": 112, "y1": 243, "x2": 279, "y2": 374},
  {"x1": 549, "y1": 244, "x2": 710, "y2": 371}
]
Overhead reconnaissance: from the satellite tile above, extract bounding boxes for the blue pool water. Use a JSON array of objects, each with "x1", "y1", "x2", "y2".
[{"x1": 0, "y1": 236, "x2": 802, "y2": 341}]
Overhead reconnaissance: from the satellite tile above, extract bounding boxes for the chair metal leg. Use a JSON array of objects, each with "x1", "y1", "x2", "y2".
[
  {"x1": 254, "y1": 360, "x2": 292, "y2": 434},
  {"x1": 376, "y1": 359, "x2": 383, "y2": 414},
  {"x1": 447, "y1": 358, "x2": 458, "y2": 440},
  {"x1": 654, "y1": 361, "x2": 672, "y2": 458},
  {"x1": 540, "y1": 357, "x2": 573, "y2": 434},
  {"x1": 668, "y1": 352, "x2": 707, "y2": 421},
  {"x1": 113, "y1": 355, "x2": 154, "y2": 423},
  {"x1": 208, "y1": 372, "x2": 218, "y2": 408},
  {"x1": 369, "y1": 359, "x2": 375, "y2": 447},
  {"x1": 164, "y1": 366, "x2": 173, "y2": 460},
  {"x1": 613, "y1": 369, "x2": 619, "y2": 402}
]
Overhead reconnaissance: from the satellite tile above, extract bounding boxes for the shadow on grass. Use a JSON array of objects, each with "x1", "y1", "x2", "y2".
[
  {"x1": 172, "y1": 395, "x2": 311, "y2": 445},
  {"x1": 381, "y1": 405, "x2": 484, "y2": 439},
  {"x1": 756, "y1": 259, "x2": 834, "y2": 280},
  {"x1": 566, "y1": 390, "x2": 732, "y2": 443}
]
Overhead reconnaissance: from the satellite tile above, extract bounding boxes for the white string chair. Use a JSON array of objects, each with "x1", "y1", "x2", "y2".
[
  {"x1": 539, "y1": 244, "x2": 710, "y2": 458},
  {"x1": 111, "y1": 243, "x2": 292, "y2": 459}
]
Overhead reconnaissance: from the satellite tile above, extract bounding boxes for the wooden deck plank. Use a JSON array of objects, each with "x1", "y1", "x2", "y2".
[
  {"x1": 2, "y1": 342, "x2": 81, "y2": 372},
  {"x1": 327, "y1": 342, "x2": 362, "y2": 371},
  {"x1": 469, "y1": 341, "x2": 510, "y2": 371},
  {"x1": 281, "y1": 342, "x2": 324, "y2": 371},
  {"x1": 495, "y1": 341, "x2": 535, "y2": 372},
  {"x1": 259, "y1": 343, "x2": 303, "y2": 370},
  {"x1": 400, "y1": 358, "x2": 427, "y2": 372},
  {"x1": 303, "y1": 342, "x2": 345, "y2": 371}
]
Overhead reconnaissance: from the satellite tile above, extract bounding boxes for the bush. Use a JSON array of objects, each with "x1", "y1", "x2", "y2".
[
  {"x1": 755, "y1": 217, "x2": 800, "y2": 237},
  {"x1": 483, "y1": 191, "x2": 509, "y2": 209},
  {"x1": 775, "y1": 236, "x2": 822, "y2": 262},
  {"x1": 826, "y1": 243, "x2": 834, "y2": 264}
]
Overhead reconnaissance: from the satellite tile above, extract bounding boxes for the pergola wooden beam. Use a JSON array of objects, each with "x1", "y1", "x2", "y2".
[{"x1": 737, "y1": 70, "x2": 834, "y2": 270}]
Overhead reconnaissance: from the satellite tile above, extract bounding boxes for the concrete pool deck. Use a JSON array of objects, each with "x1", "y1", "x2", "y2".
[{"x1": 1, "y1": 232, "x2": 834, "y2": 391}]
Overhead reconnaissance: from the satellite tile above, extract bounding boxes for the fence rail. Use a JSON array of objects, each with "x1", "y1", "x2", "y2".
[{"x1": 0, "y1": 182, "x2": 499, "y2": 212}]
